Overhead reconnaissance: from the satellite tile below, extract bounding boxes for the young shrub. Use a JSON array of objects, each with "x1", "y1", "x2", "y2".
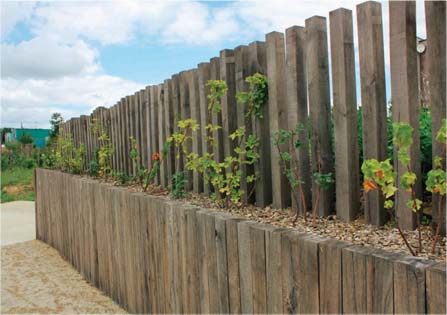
[
  {"x1": 171, "y1": 172, "x2": 188, "y2": 199},
  {"x1": 91, "y1": 119, "x2": 114, "y2": 179},
  {"x1": 362, "y1": 158, "x2": 416, "y2": 256},
  {"x1": 393, "y1": 122, "x2": 423, "y2": 253},
  {"x1": 426, "y1": 119, "x2": 446, "y2": 253}
]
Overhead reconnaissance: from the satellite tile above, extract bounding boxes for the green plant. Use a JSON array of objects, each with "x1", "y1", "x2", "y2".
[
  {"x1": 91, "y1": 119, "x2": 114, "y2": 178},
  {"x1": 273, "y1": 124, "x2": 309, "y2": 225},
  {"x1": 114, "y1": 171, "x2": 133, "y2": 185},
  {"x1": 88, "y1": 160, "x2": 99, "y2": 177},
  {"x1": 393, "y1": 122, "x2": 423, "y2": 253},
  {"x1": 171, "y1": 171, "x2": 188, "y2": 199},
  {"x1": 19, "y1": 132, "x2": 34, "y2": 145},
  {"x1": 172, "y1": 79, "x2": 260, "y2": 207},
  {"x1": 236, "y1": 73, "x2": 268, "y2": 119},
  {"x1": 426, "y1": 119, "x2": 446, "y2": 253},
  {"x1": 53, "y1": 132, "x2": 85, "y2": 174},
  {"x1": 362, "y1": 121, "x2": 429, "y2": 256},
  {"x1": 361, "y1": 158, "x2": 415, "y2": 255},
  {"x1": 48, "y1": 112, "x2": 64, "y2": 146}
]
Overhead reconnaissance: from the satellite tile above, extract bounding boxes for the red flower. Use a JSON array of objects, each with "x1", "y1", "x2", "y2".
[{"x1": 152, "y1": 153, "x2": 160, "y2": 161}]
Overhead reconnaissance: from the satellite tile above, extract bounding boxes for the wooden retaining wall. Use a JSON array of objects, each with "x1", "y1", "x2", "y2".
[{"x1": 35, "y1": 168, "x2": 446, "y2": 314}]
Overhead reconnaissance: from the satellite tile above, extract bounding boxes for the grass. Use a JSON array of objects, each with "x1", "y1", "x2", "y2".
[{"x1": 1, "y1": 167, "x2": 35, "y2": 203}]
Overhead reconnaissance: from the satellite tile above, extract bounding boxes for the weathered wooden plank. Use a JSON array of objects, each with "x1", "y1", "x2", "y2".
[
  {"x1": 280, "y1": 230, "x2": 305, "y2": 314},
  {"x1": 149, "y1": 86, "x2": 160, "y2": 185},
  {"x1": 425, "y1": 1, "x2": 446, "y2": 234},
  {"x1": 357, "y1": 0, "x2": 388, "y2": 226},
  {"x1": 171, "y1": 74, "x2": 182, "y2": 174},
  {"x1": 426, "y1": 263, "x2": 447, "y2": 314},
  {"x1": 329, "y1": 8, "x2": 360, "y2": 222},
  {"x1": 143, "y1": 87, "x2": 152, "y2": 169},
  {"x1": 225, "y1": 217, "x2": 245, "y2": 314},
  {"x1": 134, "y1": 92, "x2": 142, "y2": 173},
  {"x1": 296, "y1": 234, "x2": 329, "y2": 314},
  {"x1": 247, "y1": 41, "x2": 272, "y2": 207},
  {"x1": 235, "y1": 45, "x2": 252, "y2": 203},
  {"x1": 189, "y1": 69, "x2": 203, "y2": 193},
  {"x1": 285, "y1": 26, "x2": 311, "y2": 215},
  {"x1": 164, "y1": 79, "x2": 175, "y2": 184},
  {"x1": 319, "y1": 239, "x2": 350, "y2": 313},
  {"x1": 197, "y1": 62, "x2": 211, "y2": 194},
  {"x1": 237, "y1": 220, "x2": 253, "y2": 314},
  {"x1": 393, "y1": 256, "x2": 435, "y2": 314},
  {"x1": 184, "y1": 206, "x2": 201, "y2": 313},
  {"x1": 196, "y1": 210, "x2": 213, "y2": 313},
  {"x1": 390, "y1": 0, "x2": 420, "y2": 230},
  {"x1": 210, "y1": 57, "x2": 224, "y2": 166},
  {"x1": 214, "y1": 212, "x2": 230, "y2": 314},
  {"x1": 266, "y1": 31, "x2": 291, "y2": 209},
  {"x1": 341, "y1": 245, "x2": 374, "y2": 314},
  {"x1": 157, "y1": 84, "x2": 168, "y2": 187},
  {"x1": 179, "y1": 71, "x2": 192, "y2": 190},
  {"x1": 248, "y1": 222, "x2": 267, "y2": 314},
  {"x1": 220, "y1": 49, "x2": 238, "y2": 162},
  {"x1": 366, "y1": 249, "x2": 402, "y2": 314},
  {"x1": 305, "y1": 16, "x2": 334, "y2": 217}
]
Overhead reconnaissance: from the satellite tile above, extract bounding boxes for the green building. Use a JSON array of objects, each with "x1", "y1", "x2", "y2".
[{"x1": 5, "y1": 128, "x2": 50, "y2": 148}]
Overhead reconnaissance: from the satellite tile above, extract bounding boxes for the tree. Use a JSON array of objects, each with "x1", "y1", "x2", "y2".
[
  {"x1": 49, "y1": 113, "x2": 64, "y2": 140},
  {"x1": 19, "y1": 132, "x2": 34, "y2": 145},
  {"x1": 48, "y1": 113, "x2": 64, "y2": 146}
]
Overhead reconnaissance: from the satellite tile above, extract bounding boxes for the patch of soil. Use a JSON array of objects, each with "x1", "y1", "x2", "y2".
[{"x1": 3, "y1": 184, "x2": 32, "y2": 196}]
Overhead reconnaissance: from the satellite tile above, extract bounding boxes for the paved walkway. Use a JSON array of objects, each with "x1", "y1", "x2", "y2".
[
  {"x1": 1, "y1": 202, "x2": 126, "y2": 314},
  {"x1": 1, "y1": 201, "x2": 36, "y2": 246}
]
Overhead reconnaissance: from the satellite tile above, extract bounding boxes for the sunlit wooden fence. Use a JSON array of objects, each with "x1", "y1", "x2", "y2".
[{"x1": 60, "y1": 1, "x2": 446, "y2": 230}]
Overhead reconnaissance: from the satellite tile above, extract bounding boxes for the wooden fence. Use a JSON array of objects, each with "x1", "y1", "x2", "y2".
[
  {"x1": 35, "y1": 169, "x2": 446, "y2": 314},
  {"x1": 59, "y1": 1, "x2": 446, "y2": 229}
]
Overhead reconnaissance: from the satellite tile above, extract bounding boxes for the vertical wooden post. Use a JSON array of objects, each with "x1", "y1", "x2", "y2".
[
  {"x1": 164, "y1": 79, "x2": 175, "y2": 184},
  {"x1": 197, "y1": 62, "x2": 211, "y2": 195},
  {"x1": 235, "y1": 45, "x2": 254, "y2": 203},
  {"x1": 329, "y1": 8, "x2": 360, "y2": 221},
  {"x1": 425, "y1": 1, "x2": 446, "y2": 234},
  {"x1": 220, "y1": 49, "x2": 238, "y2": 159},
  {"x1": 210, "y1": 57, "x2": 224, "y2": 166},
  {"x1": 157, "y1": 83, "x2": 168, "y2": 187},
  {"x1": 129, "y1": 94, "x2": 137, "y2": 176},
  {"x1": 134, "y1": 91, "x2": 142, "y2": 173},
  {"x1": 357, "y1": 1, "x2": 388, "y2": 226},
  {"x1": 124, "y1": 96, "x2": 131, "y2": 175},
  {"x1": 179, "y1": 71, "x2": 192, "y2": 190},
  {"x1": 144, "y1": 87, "x2": 152, "y2": 169},
  {"x1": 266, "y1": 31, "x2": 291, "y2": 209},
  {"x1": 390, "y1": 0, "x2": 420, "y2": 230},
  {"x1": 150, "y1": 85, "x2": 160, "y2": 185},
  {"x1": 189, "y1": 69, "x2": 203, "y2": 193},
  {"x1": 285, "y1": 26, "x2": 312, "y2": 215},
  {"x1": 171, "y1": 74, "x2": 182, "y2": 173},
  {"x1": 139, "y1": 90, "x2": 148, "y2": 169},
  {"x1": 248, "y1": 41, "x2": 272, "y2": 207},
  {"x1": 306, "y1": 16, "x2": 334, "y2": 217}
]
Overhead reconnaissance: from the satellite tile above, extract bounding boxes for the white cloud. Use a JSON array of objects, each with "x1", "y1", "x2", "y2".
[
  {"x1": 1, "y1": 75, "x2": 144, "y2": 128},
  {"x1": 1, "y1": 37, "x2": 99, "y2": 79},
  {"x1": 0, "y1": 1, "x2": 35, "y2": 38}
]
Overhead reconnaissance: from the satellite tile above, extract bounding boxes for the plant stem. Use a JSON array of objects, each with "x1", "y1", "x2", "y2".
[
  {"x1": 431, "y1": 195, "x2": 444, "y2": 254},
  {"x1": 290, "y1": 133, "x2": 307, "y2": 223},
  {"x1": 385, "y1": 207, "x2": 417, "y2": 256}
]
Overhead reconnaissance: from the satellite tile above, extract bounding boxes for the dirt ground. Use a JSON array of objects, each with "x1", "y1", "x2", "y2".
[{"x1": 1, "y1": 240, "x2": 126, "y2": 314}]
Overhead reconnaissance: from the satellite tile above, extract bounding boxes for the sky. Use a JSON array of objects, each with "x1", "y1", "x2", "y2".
[{"x1": 1, "y1": 0, "x2": 427, "y2": 129}]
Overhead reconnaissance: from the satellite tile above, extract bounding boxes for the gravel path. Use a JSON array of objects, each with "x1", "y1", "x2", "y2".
[{"x1": 1, "y1": 240, "x2": 126, "y2": 314}]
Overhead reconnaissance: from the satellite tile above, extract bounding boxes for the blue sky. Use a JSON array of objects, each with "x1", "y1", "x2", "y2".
[{"x1": 1, "y1": 0, "x2": 427, "y2": 129}]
